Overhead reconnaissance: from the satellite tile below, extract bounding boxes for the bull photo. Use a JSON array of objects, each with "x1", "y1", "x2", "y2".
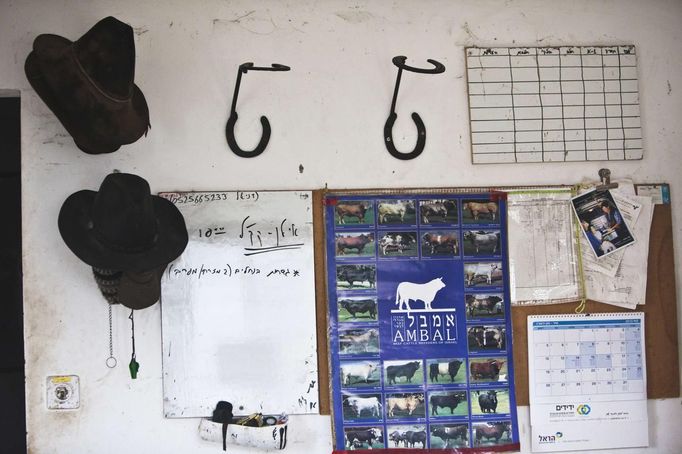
[
  {"x1": 463, "y1": 230, "x2": 501, "y2": 256},
  {"x1": 464, "y1": 262, "x2": 503, "y2": 287},
  {"x1": 341, "y1": 392, "x2": 383, "y2": 421},
  {"x1": 339, "y1": 360, "x2": 381, "y2": 388},
  {"x1": 421, "y1": 231, "x2": 459, "y2": 257},
  {"x1": 472, "y1": 421, "x2": 512, "y2": 447},
  {"x1": 338, "y1": 328, "x2": 380, "y2": 355},
  {"x1": 419, "y1": 199, "x2": 458, "y2": 225},
  {"x1": 467, "y1": 325, "x2": 506, "y2": 352},
  {"x1": 377, "y1": 231, "x2": 418, "y2": 258},
  {"x1": 377, "y1": 199, "x2": 416, "y2": 225},
  {"x1": 430, "y1": 423, "x2": 469, "y2": 449},
  {"x1": 344, "y1": 426, "x2": 384, "y2": 450},
  {"x1": 471, "y1": 388, "x2": 510, "y2": 415},
  {"x1": 465, "y1": 293, "x2": 505, "y2": 320},
  {"x1": 571, "y1": 189, "x2": 635, "y2": 258},
  {"x1": 383, "y1": 360, "x2": 424, "y2": 387},
  {"x1": 337, "y1": 297, "x2": 378, "y2": 322},
  {"x1": 469, "y1": 357, "x2": 508, "y2": 383},
  {"x1": 335, "y1": 200, "x2": 374, "y2": 225},
  {"x1": 387, "y1": 424, "x2": 427, "y2": 449},
  {"x1": 385, "y1": 392, "x2": 426, "y2": 419},
  {"x1": 426, "y1": 358, "x2": 466, "y2": 384},
  {"x1": 428, "y1": 390, "x2": 469, "y2": 417},
  {"x1": 335, "y1": 232, "x2": 375, "y2": 257},
  {"x1": 336, "y1": 264, "x2": 376, "y2": 289},
  {"x1": 462, "y1": 200, "x2": 499, "y2": 224}
]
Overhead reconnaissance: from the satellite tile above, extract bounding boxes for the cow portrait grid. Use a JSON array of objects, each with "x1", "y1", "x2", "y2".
[{"x1": 325, "y1": 192, "x2": 520, "y2": 451}]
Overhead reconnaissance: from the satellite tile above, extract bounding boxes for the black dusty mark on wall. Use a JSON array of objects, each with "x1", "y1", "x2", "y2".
[
  {"x1": 299, "y1": 164, "x2": 304, "y2": 174},
  {"x1": 667, "y1": 80, "x2": 672, "y2": 95}
]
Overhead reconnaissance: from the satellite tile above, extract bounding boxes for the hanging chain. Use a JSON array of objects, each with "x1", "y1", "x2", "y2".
[
  {"x1": 128, "y1": 309, "x2": 140, "y2": 379},
  {"x1": 106, "y1": 303, "x2": 117, "y2": 368}
]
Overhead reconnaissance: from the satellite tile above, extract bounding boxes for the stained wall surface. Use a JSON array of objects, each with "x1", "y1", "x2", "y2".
[{"x1": 1, "y1": 0, "x2": 681, "y2": 452}]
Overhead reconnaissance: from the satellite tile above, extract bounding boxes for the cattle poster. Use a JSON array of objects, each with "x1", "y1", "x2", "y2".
[{"x1": 326, "y1": 192, "x2": 520, "y2": 452}]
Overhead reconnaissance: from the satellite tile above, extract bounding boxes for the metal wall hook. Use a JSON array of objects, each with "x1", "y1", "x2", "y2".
[
  {"x1": 384, "y1": 56, "x2": 445, "y2": 160},
  {"x1": 226, "y1": 62, "x2": 291, "y2": 158}
]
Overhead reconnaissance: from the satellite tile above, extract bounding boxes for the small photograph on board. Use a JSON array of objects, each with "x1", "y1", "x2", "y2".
[
  {"x1": 336, "y1": 264, "x2": 376, "y2": 290},
  {"x1": 465, "y1": 294, "x2": 505, "y2": 320},
  {"x1": 471, "y1": 388, "x2": 510, "y2": 416},
  {"x1": 469, "y1": 357, "x2": 508, "y2": 384},
  {"x1": 377, "y1": 231, "x2": 418, "y2": 258},
  {"x1": 386, "y1": 392, "x2": 426, "y2": 419},
  {"x1": 472, "y1": 421, "x2": 513, "y2": 447},
  {"x1": 462, "y1": 200, "x2": 499, "y2": 224},
  {"x1": 571, "y1": 189, "x2": 635, "y2": 258},
  {"x1": 421, "y1": 231, "x2": 459, "y2": 257},
  {"x1": 338, "y1": 328, "x2": 380, "y2": 355},
  {"x1": 337, "y1": 296, "x2": 378, "y2": 322},
  {"x1": 335, "y1": 232, "x2": 375, "y2": 257},
  {"x1": 467, "y1": 325, "x2": 506, "y2": 352},
  {"x1": 463, "y1": 230, "x2": 501, "y2": 256},
  {"x1": 426, "y1": 358, "x2": 466, "y2": 384},
  {"x1": 430, "y1": 423, "x2": 470, "y2": 449},
  {"x1": 387, "y1": 424, "x2": 427, "y2": 449},
  {"x1": 377, "y1": 200, "x2": 417, "y2": 225},
  {"x1": 419, "y1": 199, "x2": 458, "y2": 224},
  {"x1": 463, "y1": 262, "x2": 503, "y2": 287},
  {"x1": 335, "y1": 200, "x2": 374, "y2": 225},
  {"x1": 343, "y1": 426, "x2": 385, "y2": 450},
  {"x1": 428, "y1": 390, "x2": 469, "y2": 417},
  {"x1": 340, "y1": 360, "x2": 381, "y2": 388},
  {"x1": 341, "y1": 393, "x2": 383, "y2": 421},
  {"x1": 383, "y1": 360, "x2": 424, "y2": 387}
]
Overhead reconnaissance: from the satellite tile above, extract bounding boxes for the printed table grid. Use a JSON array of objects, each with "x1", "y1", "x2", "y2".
[{"x1": 466, "y1": 46, "x2": 642, "y2": 164}]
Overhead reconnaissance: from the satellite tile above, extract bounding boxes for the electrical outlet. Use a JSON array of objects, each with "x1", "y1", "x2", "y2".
[{"x1": 47, "y1": 375, "x2": 80, "y2": 410}]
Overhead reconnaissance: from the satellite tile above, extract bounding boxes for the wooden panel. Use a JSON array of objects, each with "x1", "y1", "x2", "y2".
[{"x1": 313, "y1": 190, "x2": 331, "y2": 414}]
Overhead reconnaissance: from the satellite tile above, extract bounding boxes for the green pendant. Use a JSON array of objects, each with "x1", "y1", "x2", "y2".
[{"x1": 129, "y1": 357, "x2": 140, "y2": 379}]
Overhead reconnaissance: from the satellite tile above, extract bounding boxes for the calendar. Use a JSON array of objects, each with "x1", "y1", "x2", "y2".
[{"x1": 528, "y1": 313, "x2": 648, "y2": 452}]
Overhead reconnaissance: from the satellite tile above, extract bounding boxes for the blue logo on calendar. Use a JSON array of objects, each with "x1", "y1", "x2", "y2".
[{"x1": 576, "y1": 404, "x2": 591, "y2": 415}]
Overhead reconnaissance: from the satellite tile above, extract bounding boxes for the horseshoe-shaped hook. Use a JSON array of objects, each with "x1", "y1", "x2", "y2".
[
  {"x1": 384, "y1": 56, "x2": 445, "y2": 160},
  {"x1": 225, "y1": 62, "x2": 290, "y2": 158}
]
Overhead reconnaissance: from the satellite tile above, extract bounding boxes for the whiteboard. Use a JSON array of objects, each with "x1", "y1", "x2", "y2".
[{"x1": 159, "y1": 191, "x2": 319, "y2": 418}]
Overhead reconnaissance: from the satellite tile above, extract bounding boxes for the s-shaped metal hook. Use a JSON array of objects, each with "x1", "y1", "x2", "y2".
[
  {"x1": 226, "y1": 62, "x2": 291, "y2": 158},
  {"x1": 384, "y1": 56, "x2": 445, "y2": 160}
]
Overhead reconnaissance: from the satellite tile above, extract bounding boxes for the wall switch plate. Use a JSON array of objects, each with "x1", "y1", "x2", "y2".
[{"x1": 47, "y1": 375, "x2": 80, "y2": 410}]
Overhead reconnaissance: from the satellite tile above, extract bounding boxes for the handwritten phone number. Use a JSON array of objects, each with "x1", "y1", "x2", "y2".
[{"x1": 166, "y1": 191, "x2": 259, "y2": 205}]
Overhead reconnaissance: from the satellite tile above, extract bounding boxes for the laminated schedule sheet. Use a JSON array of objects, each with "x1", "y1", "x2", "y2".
[{"x1": 528, "y1": 313, "x2": 648, "y2": 452}]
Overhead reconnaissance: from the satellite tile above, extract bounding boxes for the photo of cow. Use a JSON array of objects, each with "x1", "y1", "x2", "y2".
[
  {"x1": 383, "y1": 360, "x2": 424, "y2": 387},
  {"x1": 377, "y1": 199, "x2": 416, "y2": 225},
  {"x1": 421, "y1": 231, "x2": 459, "y2": 257},
  {"x1": 426, "y1": 358, "x2": 466, "y2": 384},
  {"x1": 341, "y1": 392, "x2": 383, "y2": 421},
  {"x1": 344, "y1": 426, "x2": 384, "y2": 450},
  {"x1": 335, "y1": 200, "x2": 374, "y2": 225},
  {"x1": 337, "y1": 297, "x2": 378, "y2": 322},
  {"x1": 471, "y1": 388, "x2": 510, "y2": 415},
  {"x1": 340, "y1": 360, "x2": 381, "y2": 388},
  {"x1": 463, "y1": 262, "x2": 503, "y2": 287},
  {"x1": 335, "y1": 232, "x2": 375, "y2": 257},
  {"x1": 336, "y1": 264, "x2": 376, "y2": 289},
  {"x1": 338, "y1": 328, "x2": 380, "y2": 355},
  {"x1": 469, "y1": 357, "x2": 508, "y2": 384},
  {"x1": 385, "y1": 392, "x2": 426, "y2": 419},
  {"x1": 428, "y1": 390, "x2": 469, "y2": 417},
  {"x1": 378, "y1": 231, "x2": 418, "y2": 258},
  {"x1": 467, "y1": 326, "x2": 506, "y2": 353},
  {"x1": 463, "y1": 230, "x2": 501, "y2": 256},
  {"x1": 472, "y1": 421, "x2": 512, "y2": 447},
  {"x1": 462, "y1": 200, "x2": 499, "y2": 224},
  {"x1": 387, "y1": 424, "x2": 427, "y2": 449},
  {"x1": 465, "y1": 293, "x2": 505, "y2": 320},
  {"x1": 430, "y1": 423, "x2": 469, "y2": 449},
  {"x1": 419, "y1": 199, "x2": 458, "y2": 225}
]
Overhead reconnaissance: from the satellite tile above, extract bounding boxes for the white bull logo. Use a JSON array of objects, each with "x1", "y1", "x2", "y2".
[{"x1": 395, "y1": 277, "x2": 446, "y2": 311}]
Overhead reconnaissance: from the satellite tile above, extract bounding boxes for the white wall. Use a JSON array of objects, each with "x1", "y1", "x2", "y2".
[{"x1": 2, "y1": 0, "x2": 681, "y2": 452}]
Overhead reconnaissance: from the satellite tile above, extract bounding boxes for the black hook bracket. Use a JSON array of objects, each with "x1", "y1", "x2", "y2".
[
  {"x1": 384, "y1": 56, "x2": 445, "y2": 160},
  {"x1": 226, "y1": 62, "x2": 291, "y2": 158}
]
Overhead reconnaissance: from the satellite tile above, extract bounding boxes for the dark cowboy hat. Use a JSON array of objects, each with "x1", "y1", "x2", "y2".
[
  {"x1": 58, "y1": 173, "x2": 188, "y2": 272},
  {"x1": 24, "y1": 16, "x2": 149, "y2": 154}
]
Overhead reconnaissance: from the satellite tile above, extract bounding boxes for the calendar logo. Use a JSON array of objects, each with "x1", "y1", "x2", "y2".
[{"x1": 576, "y1": 404, "x2": 591, "y2": 415}]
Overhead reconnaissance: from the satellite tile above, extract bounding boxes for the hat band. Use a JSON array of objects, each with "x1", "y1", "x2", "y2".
[
  {"x1": 90, "y1": 222, "x2": 159, "y2": 254},
  {"x1": 70, "y1": 47, "x2": 133, "y2": 103}
]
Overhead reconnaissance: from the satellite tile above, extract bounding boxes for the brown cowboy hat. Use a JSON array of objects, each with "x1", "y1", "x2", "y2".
[
  {"x1": 24, "y1": 16, "x2": 149, "y2": 154},
  {"x1": 58, "y1": 173, "x2": 188, "y2": 272}
]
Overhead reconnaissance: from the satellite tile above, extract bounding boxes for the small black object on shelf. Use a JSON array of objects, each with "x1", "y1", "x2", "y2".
[
  {"x1": 212, "y1": 400, "x2": 234, "y2": 451},
  {"x1": 384, "y1": 56, "x2": 445, "y2": 160},
  {"x1": 226, "y1": 62, "x2": 291, "y2": 158}
]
